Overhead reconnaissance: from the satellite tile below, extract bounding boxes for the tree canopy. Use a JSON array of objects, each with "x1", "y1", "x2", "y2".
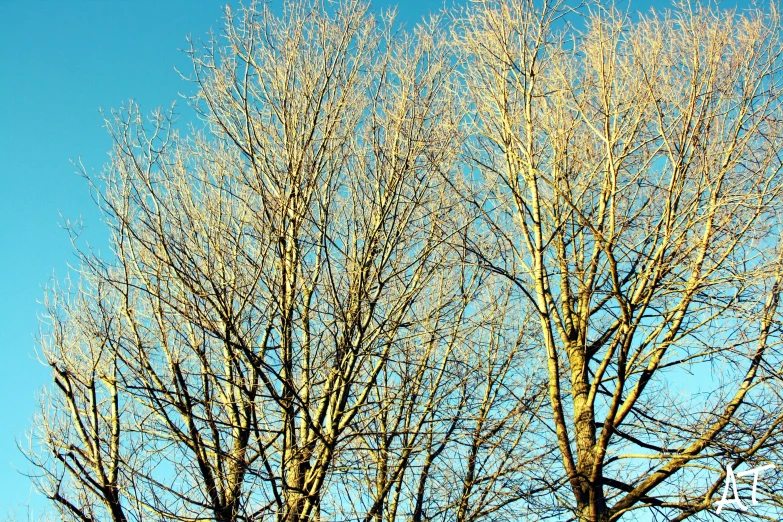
[{"x1": 27, "y1": 0, "x2": 783, "y2": 521}]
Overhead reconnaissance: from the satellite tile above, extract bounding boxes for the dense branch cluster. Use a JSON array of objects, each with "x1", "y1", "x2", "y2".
[{"x1": 26, "y1": 1, "x2": 783, "y2": 521}]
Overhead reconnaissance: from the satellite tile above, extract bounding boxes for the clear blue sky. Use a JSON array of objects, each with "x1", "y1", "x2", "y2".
[
  {"x1": 1, "y1": 0, "x2": 760, "y2": 518},
  {"x1": 0, "y1": 2, "x2": 225, "y2": 515}
]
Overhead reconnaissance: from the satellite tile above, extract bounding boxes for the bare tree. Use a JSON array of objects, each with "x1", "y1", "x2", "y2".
[
  {"x1": 456, "y1": 0, "x2": 783, "y2": 520},
  {"x1": 31, "y1": 275, "x2": 142, "y2": 522},
  {"x1": 27, "y1": 1, "x2": 547, "y2": 521},
  {"x1": 29, "y1": 0, "x2": 783, "y2": 520}
]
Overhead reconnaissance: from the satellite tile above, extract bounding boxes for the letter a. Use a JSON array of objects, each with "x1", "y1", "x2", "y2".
[{"x1": 716, "y1": 464, "x2": 747, "y2": 514}]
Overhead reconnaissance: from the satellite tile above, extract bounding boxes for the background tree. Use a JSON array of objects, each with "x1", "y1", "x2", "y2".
[{"x1": 456, "y1": 0, "x2": 783, "y2": 520}]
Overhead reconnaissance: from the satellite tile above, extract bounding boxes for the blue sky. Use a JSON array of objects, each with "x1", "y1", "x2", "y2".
[
  {"x1": 0, "y1": 3, "x2": 224, "y2": 514},
  {"x1": 1, "y1": 0, "x2": 762, "y2": 518}
]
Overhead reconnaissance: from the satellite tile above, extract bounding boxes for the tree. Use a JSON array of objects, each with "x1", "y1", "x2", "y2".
[
  {"x1": 26, "y1": 1, "x2": 547, "y2": 521},
  {"x1": 456, "y1": 0, "x2": 783, "y2": 520},
  {"x1": 26, "y1": 0, "x2": 783, "y2": 521}
]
